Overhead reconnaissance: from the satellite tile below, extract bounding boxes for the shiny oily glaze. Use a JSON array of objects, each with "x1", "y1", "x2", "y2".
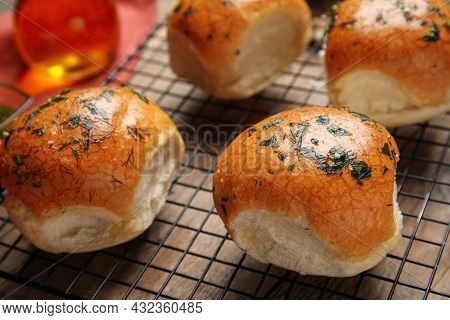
[
  {"x1": 168, "y1": 0, "x2": 311, "y2": 74},
  {"x1": 214, "y1": 107, "x2": 400, "y2": 262},
  {"x1": 0, "y1": 86, "x2": 178, "y2": 218},
  {"x1": 326, "y1": 0, "x2": 450, "y2": 105}
]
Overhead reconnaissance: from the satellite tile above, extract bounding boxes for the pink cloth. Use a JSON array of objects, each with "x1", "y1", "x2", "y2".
[{"x1": 0, "y1": 0, "x2": 157, "y2": 106}]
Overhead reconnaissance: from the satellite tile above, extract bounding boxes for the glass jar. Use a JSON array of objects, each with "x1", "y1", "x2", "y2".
[{"x1": 14, "y1": 0, "x2": 119, "y2": 82}]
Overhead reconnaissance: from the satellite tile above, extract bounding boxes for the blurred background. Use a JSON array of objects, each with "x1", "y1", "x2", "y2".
[{"x1": 0, "y1": 0, "x2": 174, "y2": 113}]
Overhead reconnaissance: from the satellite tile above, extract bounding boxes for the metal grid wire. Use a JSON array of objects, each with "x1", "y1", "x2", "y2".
[{"x1": 0, "y1": 12, "x2": 449, "y2": 300}]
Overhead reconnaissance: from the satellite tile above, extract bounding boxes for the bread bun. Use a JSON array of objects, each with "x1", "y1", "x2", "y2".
[
  {"x1": 326, "y1": 0, "x2": 450, "y2": 127},
  {"x1": 0, "y1": 87, "x2": 185, "y2": 253},
  {"x1": 168, "y1": 0, "x2": 312, "y2": 100},
  {"x1": 213, "y1": 107, "x2": 402, "y2": 277}
]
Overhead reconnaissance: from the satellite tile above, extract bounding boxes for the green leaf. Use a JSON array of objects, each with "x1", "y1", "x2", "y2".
[
  {"x1": 350, "y1": 161, "x2": 372, "y2": 185},
  {"x1": 60, "y1": 88, "x2": 72, "y2": 95},
  {"x1": 327, "y1": 124, "x2": 352, "y2": 136},
  {"x1": 423, "y1": 23, "x2": 440, "y2": 41},
  {"x1": 260, "y1": 136, "x2": 279, "y2": 148},
  {"x1": 128, "y1": 87, "x2": 149, "y2": 104},
  {"x1": 351, "y1": 111, "x2": 371, "y2": 121},
  {"x1": 316, "y1": 115, "x2": 330, "y2": 125},
  {"x1": 381, "y1": 143, "x2": 392, "y2": 158},
  {"x1": 263, "y1": 118, "x2": 283, "y2": 130}
]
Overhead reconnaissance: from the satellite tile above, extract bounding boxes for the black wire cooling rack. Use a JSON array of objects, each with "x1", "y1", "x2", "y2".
[{"x1": 0, "y1": 9, "x2": 449, "y2": 300}]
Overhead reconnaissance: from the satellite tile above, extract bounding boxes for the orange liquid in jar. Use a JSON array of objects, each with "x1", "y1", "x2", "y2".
[{"x1": 14, "y1": 0, "x2": 119, "y2": 81}]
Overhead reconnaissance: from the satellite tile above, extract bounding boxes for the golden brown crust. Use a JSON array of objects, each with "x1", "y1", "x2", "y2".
[
  {"x1": 169, "y1": 0, "x2": 311, "y2": 64},
  {"x1": 168, "y1": 0, "x2": 311, "y2": 96},
  {"x1": 0, "y1": 86, "x2": 183, "y2": 218},
  {"x1": 326, "y1": 0, "x2": 450, "y2": 105},
  {"x1": 213, "y1": 107, "x2": 399, "y2": 262}
]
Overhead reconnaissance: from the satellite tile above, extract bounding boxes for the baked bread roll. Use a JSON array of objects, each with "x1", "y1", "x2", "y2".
[
  {"x1": 168, "y1": 0, "x2": 312, "y2": 100},
  {"x1": 213, "y1": 107, "x2": 402, "y2": 277},
  {"x1": 0, "y1": 87, "x2": 185, "y2": 253},
  {"x1": 326, "y1": 0, "x2": 450, "y2": 127}
]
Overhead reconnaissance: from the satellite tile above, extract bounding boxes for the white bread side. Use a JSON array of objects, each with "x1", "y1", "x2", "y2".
[
  {"x1": 329, "y1": 70, "x2": 450, "y2": 128},
  {"x1": 229, "y1": 187, "x2": 402, "y2": 277},
  {"x1": 5, "y1": 130, "x2": 183, "y2": 253},
  {"x1": 168, "y1": 0, "x2": 311, "y2": 100}
]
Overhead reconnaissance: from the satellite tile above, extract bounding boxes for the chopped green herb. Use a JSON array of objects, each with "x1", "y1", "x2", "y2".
[
  {"x1": 327, "y1": 124, "x2": 352, "y2": 137},
  {"x1": 316, "y1": 115, "x2": 330, "y2": 125},
  {"x1": 350, "y1": 161, "x2": 372, "y2": 185},
  {"x1": 423, "y1": 23, "x2": 440, "y2": 41},
  {"x1": 339, "y1": 19, "x2": 356, "y2": 28},
  {"x1": 128, "y1": 87, "x2": 149, "y2": 104},
  {"x1": 183, "y1": 5, "x2": 194, "y2": 18},
  {"x1": 68, "y1": 114, "x2": 81, "y2": 128},
  {"x1": 32, "y1": 181, "x2": 41, "y2": 188},
  {"x1": 298, "y1": 145, "x2": 356, "y2": 175},
  {"x1": 391, "y1": 149, "x2": 397, "y2": 161},
  {"x1": 31, "y1": 128, "x2": 45, "y2": 136},
  {"x1": 99, "y1": 89, "x2": 115, "y2": 102},
  {"x1": 427, "y1": 6, "x2": 441, "y2": 14},
  {"x1": 404, "y1": 12, "x2": 413, "y2": 21},
  {"x1": 35, "y1": 101, "x2": 54, "y2": 112},
  {"x1": 263, "y1": 117, "x2": 283, "y2": 130},
  {"x1": 321, "y1": 146, "x2": 356, "y2": 174},
  {"x1": 396, "y1": 0, "x2": 418, "y2": 22},
  {"x1": 351, "y1": 111, "x2": 371, "y2": 121},
  {"x1": 60, "y1": 88, "x2": 72, "y2": 95},
  {"x1": 290, "y1": 121, "x2": 310, "y2": 149},
  {"x1": 260, "y1": 136, "x2": 279, "y2": 148},
  {"x1": 278, "y1": 152, "x2": 286, "y2": 161},
  {"x1": 26, "y1": 93, "x2": 69, "y2": 128},
  {"x1": 444, "y1": 18, "x2": 450, "y2": 27},
  {"x1": 83, "y1": 100, "x2": 109, "y2": 120},
  {"x1": 127, "y1": 126, "x2": 150, "y2": 141},
  {"x1": 326, "y1": 3, "x2": 339, "y2": 34},
  {"x1": 376, "y1": 12, "x2": 386, "y2": 24},
  {"x1": 51, "y1": 95, "x2": 67, "y2": 103},
  {"x1": 381, "y1": 143, "x2": 392, "y2": 158},
  {"x1": 297, "y1": 147, "x2": 320, "y2": 161},
  {"x1": 174, "y1": 2, "x2": 183, "y2": 13},
  {"x1": 13, "y1": 154, "x2": 23, "y2": 167},
  {"x1": 287, "y1": 164, "x2": 295, "y2": 173}
]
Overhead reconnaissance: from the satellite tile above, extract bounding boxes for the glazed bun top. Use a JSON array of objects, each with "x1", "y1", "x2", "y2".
[
  {"x1": 168, "y1": 0, "x2": 311, "y2": 68},
  {"x1": 213, "y1": 107, "x2": 400, "y2": 261},
  {"x1": 326, "y1": 0, "x2": 450, "y2": 105},
  {"x1": 0, "y1": 86, "x2": 182, "y2": 218}
]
